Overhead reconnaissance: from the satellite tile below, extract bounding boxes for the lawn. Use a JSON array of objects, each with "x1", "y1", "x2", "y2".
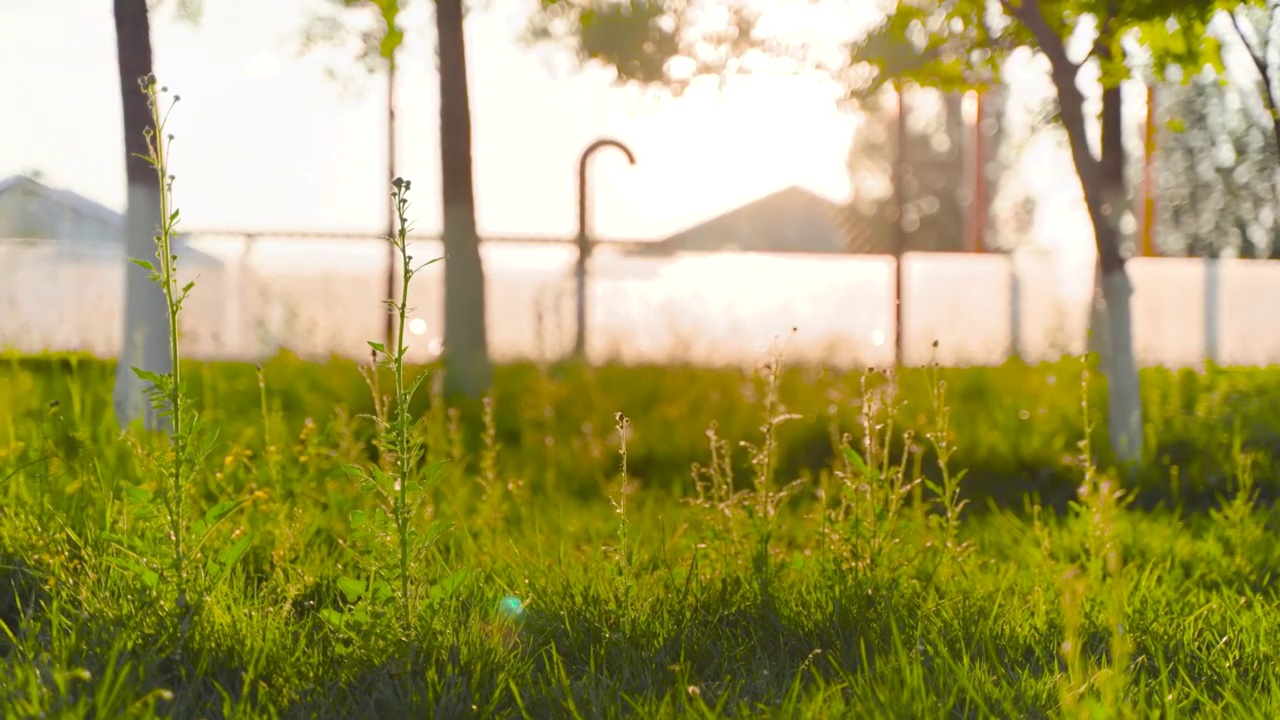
[{"x1": 3, "y1": 350, "x2": 1280, "y2": 718}]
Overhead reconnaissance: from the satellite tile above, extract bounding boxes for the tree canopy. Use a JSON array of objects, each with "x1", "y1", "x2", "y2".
[{"x1": 531, "y1": 0, "x2": 1246, "y2": 109}]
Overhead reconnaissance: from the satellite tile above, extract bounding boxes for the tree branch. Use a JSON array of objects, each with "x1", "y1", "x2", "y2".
[
  {"x1": 1229, "y1": 8, "x2": 1280, "y2": 121},
  {"x1": 998, "y1": 0, "x2": 1080, "y2": 75},
  {"x1": 999, "y1": 0, "x2": 1125, "y2": 273}
]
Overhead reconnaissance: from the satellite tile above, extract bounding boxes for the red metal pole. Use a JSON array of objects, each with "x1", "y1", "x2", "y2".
[{"x1": 972, "y1": 91, "x2": 986, "y2": 254}]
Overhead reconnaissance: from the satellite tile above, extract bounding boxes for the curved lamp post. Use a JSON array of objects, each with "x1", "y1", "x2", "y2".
[{"x1": 574, "y1": 138, "x2": 636, "y2": 360}]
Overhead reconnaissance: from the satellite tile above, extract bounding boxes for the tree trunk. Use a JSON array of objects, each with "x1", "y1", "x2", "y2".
[
  {"x1": 112, "y1": 0, "x2": 170, "y2": 431},
  {"x1": 1013, "y1": 0, "x2": 1143, "y2": 465},
  {"x1": 1095, "y1": 64, "x2": 1143, "y2": 466},
  {"x1": 436, "y1": 0, "x2": 491, "y2": 399},
  {"x1": 1088, "y1": 49, "x2": 1126, "y2": 362}
]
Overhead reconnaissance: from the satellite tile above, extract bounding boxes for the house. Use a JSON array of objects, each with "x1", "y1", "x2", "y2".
[
  {"x1": 627, "y1": 182, "x2": 996, "y2": 258},
  {"x1": 631, "y1": 185, "x2": 857, "y2": 256},
  {"x1": 0, "y1": 173, "x2": 228, "y2": 356},
  {"x1": 0, "y1": 173, "x2": 220, "y2": 262}
]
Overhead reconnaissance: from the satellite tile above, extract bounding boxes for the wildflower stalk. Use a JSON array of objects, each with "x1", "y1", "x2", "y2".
[
  {"x1": 129, "y1": 77, "x2": 194, "y2": 600},
  {"x1": 344, "y1": 177, "x2": 444, "y2": 634},
  {"x1": 388, "y1": 178, "x2": 419, "y2": 629}
]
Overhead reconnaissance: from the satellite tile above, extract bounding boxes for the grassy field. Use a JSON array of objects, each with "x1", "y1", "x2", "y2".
[
  {"x1": 7, "y1": 89, "x2": 1280, "y2": 718},
  {"x1": 4, "y1": 349, "x2": 1280, "y2": 718}
]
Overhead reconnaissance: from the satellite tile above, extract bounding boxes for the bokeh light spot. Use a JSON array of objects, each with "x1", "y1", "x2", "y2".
[{"x1": 499, "y1": 596, "x2": 524, "y2": 618}]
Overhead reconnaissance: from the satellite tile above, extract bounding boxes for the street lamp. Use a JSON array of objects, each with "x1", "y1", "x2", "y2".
[{"x1": 574, "y1": 138, "x2": 636, "y2": 360}]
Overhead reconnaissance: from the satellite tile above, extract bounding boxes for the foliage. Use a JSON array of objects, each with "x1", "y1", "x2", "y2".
[
  {"x1": 1153, "y1": 74, "x2": 1280, "y2": 258},
  {"x1": 7, "y1": 352, "x2": 1280, "y2": 715},
  {"x1": 300, "y1": 0, "x2": 406, "y2": 76},
  {"x1": 845, "y1": 85, "x2": 1018, "y2": 253},
  {"x1": 330, "y1": 178, "x2": 449, "y2": 635},
  {"x1": 528, "y1": 0, "x2": 1242, "y2": 95},
  {"x1": 1222, "y1": 0, "x2": 1280, "y2": 126},
  {"x1": 117, "y1": 79, "x2": 255, "y2": 625},
  {"x1": 529, "y1": 1, "x2": 857, "y2": 93},
  {"x1": 849, "y1": 0, "x2": 1241, "y2": 97}
]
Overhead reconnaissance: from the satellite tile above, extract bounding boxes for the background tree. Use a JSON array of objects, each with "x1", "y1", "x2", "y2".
[
  {"x1": 113, "y1": 0, "x2": 169, "y2": 431},
  {"x1": 435, "y1": 0, "x2": 491, "y2": 399},
  {"x1": 533, "y1": 0, "x2": 1244, "y2": 466},
  {"x1": 1223, "y1": 0, "x2": 1280, "y2": 153},
  {"x1": 1154, "y1": 74, "x2": 1280, "y2": 258},
  {"x1": 112, "y1": 0, "x2": 203, "y2": 431},
  {"x1": 857, "y1": 0, "x2": 1246, "y2": 467},
  {"x1": 304, "y1": 0, "x2": 491, "y2": 398},
  {"x1": 845, "y1": 84, "x2": 1011, "y2": 254}
]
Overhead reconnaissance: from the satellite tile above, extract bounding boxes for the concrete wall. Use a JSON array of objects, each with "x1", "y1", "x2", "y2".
[{"x1": 3, "y1": 236, "x2": 1279, "y2": 369}]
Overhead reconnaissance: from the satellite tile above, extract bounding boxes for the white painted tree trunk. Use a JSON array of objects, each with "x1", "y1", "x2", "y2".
[
  {"x1": 112, "y1": 182, "x2": 171, "y2": 431},
  {"x1": 1099, "y1": 267, "x2": 1143, "y2": 464}
]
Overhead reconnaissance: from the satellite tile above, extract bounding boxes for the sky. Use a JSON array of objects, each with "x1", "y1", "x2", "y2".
[
  {"x1": 4, "y1": 0, "x2": 1242, "y2": 268},
  {"x1": 0, "y1": 0, "x2": 879, "y2": 241}
]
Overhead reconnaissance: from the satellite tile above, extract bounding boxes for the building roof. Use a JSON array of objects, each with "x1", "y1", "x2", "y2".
[
  {"x1": 0, "y1": 173, "x2": 124, "y2": 229},
  {"x1": 632, "y1": 185, "x2": 856, "y2": 256},
  {"x1": 0, "y1": 174, "x2": 221, "y2": 266}
]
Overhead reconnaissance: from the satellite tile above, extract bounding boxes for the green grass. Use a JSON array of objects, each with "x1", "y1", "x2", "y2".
[{"x1": 4, "y1": 350, "x2": 1280, "y2": 718}]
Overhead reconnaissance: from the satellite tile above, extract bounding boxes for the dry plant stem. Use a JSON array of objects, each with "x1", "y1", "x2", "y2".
[
  {"x1": 481, "y1": 394, "x2": 500, "y2": 531},
  {"x1": 612, "y1": 412, "x2": 633, "y2": 618}
]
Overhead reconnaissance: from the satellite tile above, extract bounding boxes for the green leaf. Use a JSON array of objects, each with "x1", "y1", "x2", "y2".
[
  {"x1": 125, "y1": 559, "x2": 159, "y2": 589},
  {"x1": 371, "y1": 579, "x2": 394, "y2": 602},
  {"x1": 367, "y1": 341, "x2": 387, "y2": 355},
  {"x1": 412, "y1": 257, "x2": 442, "y2": 274},
  {"x1": 428, "y1": 569, "x2": 469, "y2": 602},
  {"x1": 319, "y1": 607, "x2": 347, "y2": 629},
  {"x1": 374, "y1": 0, "x2": 404, "y2": 64},
  {"x1": 337, "y1": 575, "x2": 367, "y2": 603},
  {"x1": 124, "y1": 485, "x2": 152, "y2": 504},
  {"x1": 217, "y1": 535, "x2": 252, "y2": 569},
  {"x1": 204, "y1": 499, "x2": 241, "y2": 526},
  {"x1": 350, "y1": 509, "x2": 368, "y2": 528},
  {"x1": 130, "y1": 368, "x2": 166, "y2": 387},
  {"x1": 424, "y1": 458, "x2": 449, "y2": 480},
  {"x1": 129, "y1": 258, "x2": 157, "y2": 273},
  {"x1": 843, "y1": 446, "x2": 871, "y2": 474}
]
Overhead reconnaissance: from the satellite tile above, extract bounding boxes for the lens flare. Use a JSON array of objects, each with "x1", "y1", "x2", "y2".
[{"x1": 499, "y1": 596, "x2": 524, "y2": 618}]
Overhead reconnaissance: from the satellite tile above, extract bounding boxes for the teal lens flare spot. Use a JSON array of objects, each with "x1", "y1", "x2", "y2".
[{"x1": 499, "y1": 596, "x2": 524, "y2": 618}]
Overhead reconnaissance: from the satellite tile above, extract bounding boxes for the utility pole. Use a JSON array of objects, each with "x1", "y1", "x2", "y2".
[
  {"x1": 892, "y1": 82, "x2": 908, "y2": 366},
  {"x1": 383, "y1": 55, "x2": 398, "y2": 351},
  {"x1": 971, "y1": 91, "x2": 986, "y2": 254},
  {"x1": 1141, "y1": 84, "x2": 1157, "y2": 258}
]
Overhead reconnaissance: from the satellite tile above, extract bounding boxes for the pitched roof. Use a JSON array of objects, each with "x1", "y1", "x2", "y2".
[
  {"x1": 0, "y1": 174, "x2": 221, "y2": 266},
  {"x1": 631, "y1": 185, "x2": 855, "y2": 256},
  {"x1": 0, "y1": 174, "x2": 124, "y2": 230}
]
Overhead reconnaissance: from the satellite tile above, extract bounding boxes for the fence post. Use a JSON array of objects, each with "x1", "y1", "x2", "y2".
[
  {"x1": 1205, "y1": 257, "x2": 1220, "y2": 366},
  {"x1": 1009, "y1": 252, "x2": 1021, "y2": 361},
  {"x1": 238, "y1": 233, "x2": 257, "y2": 360}
]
